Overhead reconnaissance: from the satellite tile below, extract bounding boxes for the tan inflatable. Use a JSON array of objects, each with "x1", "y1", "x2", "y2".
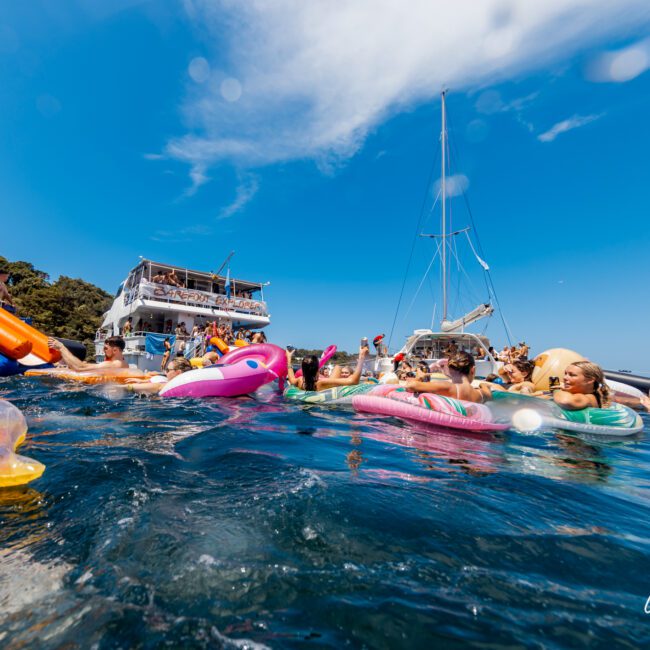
[{"x1": 532, "y1": 348, "x2": 585, "y2": 391}]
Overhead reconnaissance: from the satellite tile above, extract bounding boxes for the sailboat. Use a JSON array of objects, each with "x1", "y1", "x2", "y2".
[{"x1": 378, "y1": 91, "x2": 505, "y2": 379}]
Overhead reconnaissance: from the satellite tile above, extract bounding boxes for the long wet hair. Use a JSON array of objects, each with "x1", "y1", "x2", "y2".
[
  {"x1": 569, "y1": 361, "x2": 610, "y2": 408},
  {"x1": 512, "y1": 359, "x2": 535, "y2": 381},
  {"x1": 447, "y1": 351, "x2": 475, "y2": 377},
  {"x1": 301, "y1": 355, "x2": 320, "y2": 392}
]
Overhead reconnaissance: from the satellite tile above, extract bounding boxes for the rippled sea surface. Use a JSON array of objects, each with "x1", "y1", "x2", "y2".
[{"x1": 1, "y1": 376, "x2": 650, "y2": 649}]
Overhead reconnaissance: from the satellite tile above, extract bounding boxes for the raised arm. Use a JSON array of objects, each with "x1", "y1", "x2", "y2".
[
  {"x1": 322, "y1": 347, "x2": 369, "y2": 387},
  {"x1": 286, "y1": 349, "x2": 300, "y2": 387},
  {"x1": 47, "y1": 338, "x2": 89, "y2": 371}
]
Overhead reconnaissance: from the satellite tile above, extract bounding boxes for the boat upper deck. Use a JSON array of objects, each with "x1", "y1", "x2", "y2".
[{"x1": 118, "y1": 259, "x2": 269, "y2": 318}]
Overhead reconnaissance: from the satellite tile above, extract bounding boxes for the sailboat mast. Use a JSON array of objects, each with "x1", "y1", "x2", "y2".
[{"x1": 441, "y1": 90, "x2": 447, "y2": 323}]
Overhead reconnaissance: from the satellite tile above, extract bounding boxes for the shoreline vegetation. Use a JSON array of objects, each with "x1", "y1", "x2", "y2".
[
  {"x1": 0, "y1": 256, "x2": 112, "y2": 360},
  {"x1": 0, "y1": 257, "x2": 358, "y2": 362},
  {"x1": 291, "y1": 349, "x2": 359, "y2": 365}
]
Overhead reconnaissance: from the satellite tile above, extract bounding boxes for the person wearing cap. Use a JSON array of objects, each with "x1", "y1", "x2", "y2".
[
  {"x1": 373, "y1": 334, "x2": 387, "y2": 357},
  {"x1": 0, "y1": 269, "x2": 15, "y2": 313}
]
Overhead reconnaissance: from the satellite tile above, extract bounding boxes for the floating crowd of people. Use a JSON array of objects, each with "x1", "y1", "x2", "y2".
[{"x1": 42, "y1": 330, "x2": 650, "y2": 412}]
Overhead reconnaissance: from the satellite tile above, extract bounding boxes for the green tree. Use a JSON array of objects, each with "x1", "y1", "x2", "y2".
[{"x1": 0, "y1": 256, "x2": 112, "y2": 359}]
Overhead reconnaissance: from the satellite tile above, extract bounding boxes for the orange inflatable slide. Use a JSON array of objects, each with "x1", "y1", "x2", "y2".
[{"x1": 0, "y1": 308, "x2": 61, "y2": 366}]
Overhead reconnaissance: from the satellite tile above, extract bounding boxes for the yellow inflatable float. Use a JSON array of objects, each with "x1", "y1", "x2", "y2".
[
  {"x1": 0, "y1": 399, "x2": 45, "y2": 488},
  {"x1": 532, "y1": 348, "x2": 585, "y2": 391}
]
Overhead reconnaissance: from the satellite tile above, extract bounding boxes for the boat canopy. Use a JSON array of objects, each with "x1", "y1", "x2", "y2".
[{"x1": 125, "y1": 259, "x2": 265, "y2": 294}]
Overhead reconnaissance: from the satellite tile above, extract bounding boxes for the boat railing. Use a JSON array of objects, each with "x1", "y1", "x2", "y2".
[
  {"x1": 183, "y1": 337, "x2": 204, "y2": 359},
  {"x1": 122, "y1": 280, "x2": 268, "y2": 316}
]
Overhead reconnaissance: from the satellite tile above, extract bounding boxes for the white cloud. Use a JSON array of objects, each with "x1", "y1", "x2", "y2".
[
  {"x1": 433, "y1": 174, "x2": 470, "y2": 198},
  {"x1": 169, "y1": 0, "x2": 650, "y2": 178},
  {"x1": 537, "y1": 113, "x2": 603, "y2": 142},
  {"x1": 218, "y1": 175, "x2": 259, "y2": 219},
  {"x1": 587, "y1": 37, "x2": 650, "y2": 82},
  {"x1": 185, "y1": 164, "x2": 209, "y2": 196}
]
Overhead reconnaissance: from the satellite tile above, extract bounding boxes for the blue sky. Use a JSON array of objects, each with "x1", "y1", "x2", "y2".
[{"x1": 1, "y1": 1, "x2": 650, "y2": 372}]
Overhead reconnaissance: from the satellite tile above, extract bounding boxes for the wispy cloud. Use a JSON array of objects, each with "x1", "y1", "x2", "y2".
[
  {"x1": 218, "y1": 175, "x2": 259, "y2": 220},
  {"x1": 185, "y1": 164, "x2": 209, "y2": 197},
  {"x1": 169, "y1": 0, "x2": 649, "y2": 181},
  {"x1": 150, "y1": 223, "x2": 213, "y2": 242},
  {"x1": 537, "y1": 113, "x2": 603, "y2": 142}
]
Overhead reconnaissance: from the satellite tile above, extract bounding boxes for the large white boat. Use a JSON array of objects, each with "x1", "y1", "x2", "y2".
[
  {"x1": 95, "y1": 258, "x2": 270, "y2": 370},
  {"x1": 378, "y1": 91, "x2": 505, "y2": 379}
]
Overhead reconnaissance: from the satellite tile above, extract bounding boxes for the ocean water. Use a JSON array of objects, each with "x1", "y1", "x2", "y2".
[{"x1": 1, "y1": 376, "x2": 649, "y2": 649}]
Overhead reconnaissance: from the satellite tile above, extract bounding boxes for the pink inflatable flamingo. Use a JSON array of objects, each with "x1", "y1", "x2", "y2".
[{"x1": 160, "y1": 344, "x2": 287, "y2": 398}]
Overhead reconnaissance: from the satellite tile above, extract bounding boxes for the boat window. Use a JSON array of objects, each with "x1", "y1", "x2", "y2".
[{"x1": 115, "y1": 284, "x2": 123, "y2": 298}]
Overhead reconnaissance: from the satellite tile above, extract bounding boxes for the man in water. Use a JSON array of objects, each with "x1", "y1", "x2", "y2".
[
  {"x1": 0, "y1": 268, "x2": 15, "y2": 312},
  {"x1": 47, "y1": 336, "x2": 129, "y2": 371}
]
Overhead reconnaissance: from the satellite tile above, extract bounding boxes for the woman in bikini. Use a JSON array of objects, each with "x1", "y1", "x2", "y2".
[
  {"x1": 405, "y1": 351, "x2": 483, "y2": 403},
  {"x1": 552, "y1": 361, "x2": 610, "y2": 410},
  {"x1": 286, "y1": 346, "x2": 369, "y2": 392}
]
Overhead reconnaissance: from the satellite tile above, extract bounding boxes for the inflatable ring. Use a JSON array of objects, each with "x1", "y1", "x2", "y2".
[
  {"x1": 353, "y1": 385, "x2": 507, "y2": 432},
  {"x1": 284, "y1": 382, "x2": 377, "y2": 405},
  {"x1": 490, "y1": 391, "x2": 643, "y2": 436},
  {"x1": 234, "y1": 339, "x2": 249, "y2": 348},
  {"x1": 25, "y1": 367, "x2": 148, "y2": 384},
  {"x1": 295, "y1": 344, "x2": 337, "y2": 379},
  {"x1": 0, "y1": 399, "x2": 45, "y2": 487}
]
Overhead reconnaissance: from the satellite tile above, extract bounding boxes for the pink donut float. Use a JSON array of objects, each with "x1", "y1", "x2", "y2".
[
  {"x1": 352, "y1": 385, "x2": 507, "y2": 433},
  {"x1": 160, "y1": 344, "x2": 287, "y2": 398},
  {"x1": 295, "y1": 344, "x2": 337, "y2": 379}
]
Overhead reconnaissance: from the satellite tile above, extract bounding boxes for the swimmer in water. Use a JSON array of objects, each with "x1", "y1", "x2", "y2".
[
  {"x1": 125, "y1": 357, "x2": 192, "y2": 395},
  {"x1": 286, "y1": 346, "x2": 369, "y2": 392},
  {"x1": 405, "y1": 351, "x2": 483, "y2": 403},
  {"x1": 48, "y1": 336, "x2": 129, "y2": 371}
]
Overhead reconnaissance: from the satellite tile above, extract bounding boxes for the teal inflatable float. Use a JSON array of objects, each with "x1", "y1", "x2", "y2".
[{"x1": 489, "y1": 391, "x2": 643, "y2": 436}]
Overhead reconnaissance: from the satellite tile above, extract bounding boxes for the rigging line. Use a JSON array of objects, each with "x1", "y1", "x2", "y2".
[
  {"x1": 447, "y1": 108, "x2": 514, "y2": 343},
  {"x1": 427, "y1": 270, "x2": 437, "y2": 329},
  {"x1": 388, "y1": 124, "x2": 441, "y2": 351},
  {"x1": 445, "y1": 108, "x2": 493, "y2": 309},
  {"x1": 447, "y1": 238, "x2": 482, "y2": 307},
  {"x1": 463, "y1": 230, "x2": 490, "y2": 271},
  {"x1": 401, "y1": 241, "x2": 442, "y2": 323}
]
